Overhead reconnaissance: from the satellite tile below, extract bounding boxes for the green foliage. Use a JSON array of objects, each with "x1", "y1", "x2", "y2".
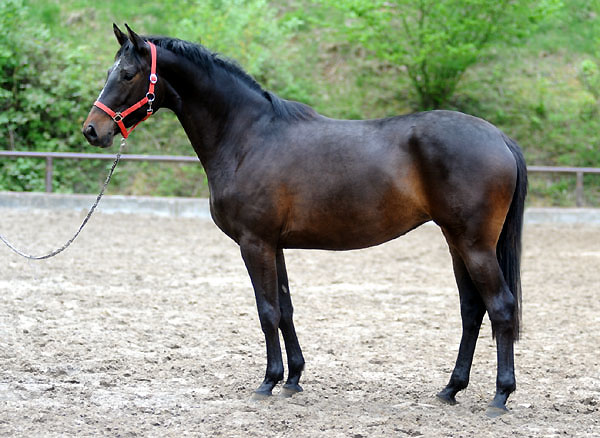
[
  {"x1": 533, "y1": 0, "x2": 600, "y2": 56},
  {"x1": 577, "y1": 0, "x2": 600, "y2": 105},
  {"x1": 0, "y1": 158, "x2": 45, "y2": 192},
  {"x1": 0, "y1": 0, "x2": 95, "y2": 150},
  {"x1": 580, "y1": 59, "x2": 600, "y2": 99},
  {"x1": 162, "y1": 0, "x2": 305, "y2": 100},
  {"x1": 0, "y1": 0, "x2": 111, "y2": 193},
  {"x1": 0, "y1": 0, "x2": 599, "y2": 205},
  {"x1": 320, "y1": 0, "x2": 563, "y2": 110}
]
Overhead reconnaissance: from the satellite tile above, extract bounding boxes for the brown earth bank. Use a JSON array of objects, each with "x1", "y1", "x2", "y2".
[{"x1": 0, "y1": 209, "x2": 598, "y2": 437}]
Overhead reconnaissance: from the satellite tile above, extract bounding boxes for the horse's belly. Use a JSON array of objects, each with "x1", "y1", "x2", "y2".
[{"x1": 280, "y1": 196, "x2": 430, "y2": 250}]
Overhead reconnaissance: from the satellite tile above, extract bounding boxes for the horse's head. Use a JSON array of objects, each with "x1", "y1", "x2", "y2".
[{"x1": 83, "y1": 24, "x2": 159, "y2": 148}]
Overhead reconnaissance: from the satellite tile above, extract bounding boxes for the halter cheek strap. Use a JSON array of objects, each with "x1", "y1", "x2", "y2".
[{"x1": 93, "y1": 41, "x2": 158, "y2": 139}]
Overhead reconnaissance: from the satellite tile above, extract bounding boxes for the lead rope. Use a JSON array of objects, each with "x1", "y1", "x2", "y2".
[{"x1": 0, "y1": 138, "x2": 127, "y2": 260}]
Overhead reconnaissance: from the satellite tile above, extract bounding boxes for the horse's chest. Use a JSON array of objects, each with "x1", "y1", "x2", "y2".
[
  {"x1": 208, "y1": 190, "x2": 282, "y2": 244},
  {"x1": 208, "y1": 196, "x2": 240, "y2": 241}
]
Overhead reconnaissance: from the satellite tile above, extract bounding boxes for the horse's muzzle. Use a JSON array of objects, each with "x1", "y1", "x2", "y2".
[{"x1": 82, "y1": 121, "x2": 114, "y2": 148}]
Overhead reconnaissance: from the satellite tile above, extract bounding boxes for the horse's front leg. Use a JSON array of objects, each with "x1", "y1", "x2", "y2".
[
  {"x1": 276, "y1": 249, "x2": 305, "y2": 396},
  {"x1": 240, "y1": 238, "x2": 283, "y2": 397}
]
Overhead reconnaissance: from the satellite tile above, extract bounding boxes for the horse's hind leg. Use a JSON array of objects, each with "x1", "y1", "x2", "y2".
[
  {"x1": 276, "y1": 249, "x2": 305, "y2": 396},
  {"x1": 437, "y1": 249, "x2": 486, "y2": 405},
  {"x1": 446, "y1": 235, "x2": 517, "y2": 415}
]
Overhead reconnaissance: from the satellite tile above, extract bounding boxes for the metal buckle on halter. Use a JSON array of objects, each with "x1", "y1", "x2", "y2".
[
  {"x1": 113, "y1": 112, "x2": 123, "y2": 123},
  {"x1": 146, "y1": 92, "x2": 155, "y2": 113},
  {"x1": 149, "y1": 73, "x2": 158, "y2": 84}
]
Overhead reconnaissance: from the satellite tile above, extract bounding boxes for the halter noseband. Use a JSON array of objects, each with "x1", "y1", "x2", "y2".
[{"x1": 93, "y1": 41, "x2": 158, "y2": 139}]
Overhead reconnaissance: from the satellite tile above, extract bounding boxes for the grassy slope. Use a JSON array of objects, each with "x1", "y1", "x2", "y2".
[{"x1": 23, "y1": 0, "x2": 600, "y2": 205}]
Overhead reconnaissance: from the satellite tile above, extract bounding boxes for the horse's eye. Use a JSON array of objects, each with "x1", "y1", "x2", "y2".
[{"x1": 123, "y1": 71, "x2": 135, "y2": 81}]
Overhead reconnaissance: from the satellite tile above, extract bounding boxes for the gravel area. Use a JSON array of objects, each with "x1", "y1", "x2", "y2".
[{"x1": 0, "y1": 209, "x2": 598, "y2": 437}]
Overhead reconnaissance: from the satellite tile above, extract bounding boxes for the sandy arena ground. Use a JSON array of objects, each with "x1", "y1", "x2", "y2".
[{"x1": 0, "y1": 208, "x2": 598, "y2": 437}]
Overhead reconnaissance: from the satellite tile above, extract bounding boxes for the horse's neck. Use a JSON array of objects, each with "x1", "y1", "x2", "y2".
[{"x1": 162, "y1": 56, "x2": 269, "y2": 177}]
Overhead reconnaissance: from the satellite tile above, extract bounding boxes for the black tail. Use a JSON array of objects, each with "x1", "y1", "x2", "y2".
[{"x1": 497, "y1": 134, "x2": 527, "y2": 340}]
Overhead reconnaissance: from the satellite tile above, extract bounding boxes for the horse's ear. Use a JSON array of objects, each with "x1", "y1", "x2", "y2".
[
  {"x1": 113, "y1": 23, "x2": 128, "y2": 46},
  {"x1": 124, "y1": 23, "x2": 147, "y2": 53}
]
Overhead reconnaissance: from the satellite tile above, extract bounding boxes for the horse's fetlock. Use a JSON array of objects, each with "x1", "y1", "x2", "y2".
[
  {"x1": 266, "y1": 367, "x2": 284, "y2": 384},
  {"x1": 289, "y1": 356, "x2": 305, "y2": 375},
  {"x1": 497, "y1": 375, "x2": 516, "y2": 395},
  {"x1": 449, "y1": 375, "x2": 469, "y2": 392}
]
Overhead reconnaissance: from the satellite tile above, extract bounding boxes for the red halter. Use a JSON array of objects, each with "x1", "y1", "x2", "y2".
[{"x1": 93, "y1": 41, "x2": 158, "y2": 139}]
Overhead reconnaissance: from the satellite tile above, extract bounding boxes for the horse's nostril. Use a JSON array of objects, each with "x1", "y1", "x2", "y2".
[{"x1": 83, "y1": 124, "x2": 98, "y2": 141}]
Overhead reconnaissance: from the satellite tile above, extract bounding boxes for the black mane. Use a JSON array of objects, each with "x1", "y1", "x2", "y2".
[{"x1": 142, "y1": 35, "x2": 317, "y2": 122}]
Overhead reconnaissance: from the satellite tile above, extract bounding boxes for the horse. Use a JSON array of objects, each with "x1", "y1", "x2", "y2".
[{"x1": 83, "y1": 24, "x2": 527, "y2": 417}]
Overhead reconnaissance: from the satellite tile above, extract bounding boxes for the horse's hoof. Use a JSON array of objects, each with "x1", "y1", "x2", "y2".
[
  {"x1": 279, "y1": 383, "x2": 303, "y2": 398},
  {"x1": 436, "y1": 391, "x2": 457, "y2": 405},
  {"x1": 250, "y1": 390, "x2": 272, "y2": 401},
  {"x1": 486, "y1": 405, "x2": 509, "y2": 418}
]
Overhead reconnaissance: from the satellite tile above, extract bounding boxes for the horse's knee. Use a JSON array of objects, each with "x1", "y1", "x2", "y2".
[{"x1": 257, "y1": 303, "x2": 280, "y2": 335}]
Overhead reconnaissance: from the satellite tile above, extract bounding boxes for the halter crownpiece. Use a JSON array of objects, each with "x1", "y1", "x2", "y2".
[{"x1": 93, "y1": 41, "x2": 158, "y2": 139}]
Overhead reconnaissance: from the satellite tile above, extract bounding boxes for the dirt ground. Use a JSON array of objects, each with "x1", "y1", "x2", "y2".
[{"x1": 0, "y1": 208, "x2": 598, "y2": 437}]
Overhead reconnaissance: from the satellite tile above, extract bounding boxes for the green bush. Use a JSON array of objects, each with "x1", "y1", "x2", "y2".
[
  {"x1": 160, "y1": 0, "x2": 305, "y2": 101},
  {"x1": 1, "y1": 0, "x2": 599, "y2": 205},
  {"x1": 0, "y1": 0, "x2": 109, "y2": 193},
  {"x1": 318, "y1": 0, "x2": 563, "y2": 110}
]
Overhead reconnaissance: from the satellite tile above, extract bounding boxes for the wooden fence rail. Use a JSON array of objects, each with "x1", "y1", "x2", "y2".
[{"x1": 1, "y1": 150, "x2": 599, "y2": 206}]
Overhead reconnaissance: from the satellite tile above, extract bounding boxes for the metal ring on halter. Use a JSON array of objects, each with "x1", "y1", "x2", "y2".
[
  {"x1": 146, "y1": 92, "x2": 156, "y2": 102},
  {"x1": 149, "y1": 73, "x2": 158, "y2": 84},
  {"x1": 113, "y1": 112, "x2": 123, "y2": 122}
]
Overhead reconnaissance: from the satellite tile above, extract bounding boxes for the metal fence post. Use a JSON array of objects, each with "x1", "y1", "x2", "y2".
[
  {"x1": 575, "y1": 171, "x2": 584, "y2": 207},
  {"x1": 45, "y1": 156, "x2": 53, "y2": 193}
]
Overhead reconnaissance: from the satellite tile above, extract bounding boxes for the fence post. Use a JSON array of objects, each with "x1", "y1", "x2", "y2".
[
  {"x1": 45, "y1": 156, "x2": 53, "y2": 193},
  {"x1": 575, "y1": 171, "x2": 584, "y2": 207}
]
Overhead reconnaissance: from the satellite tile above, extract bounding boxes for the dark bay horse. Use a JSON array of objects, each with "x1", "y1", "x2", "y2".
[{"x1": 83, "y1": 25, "x2": 527, "y2": 416}]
